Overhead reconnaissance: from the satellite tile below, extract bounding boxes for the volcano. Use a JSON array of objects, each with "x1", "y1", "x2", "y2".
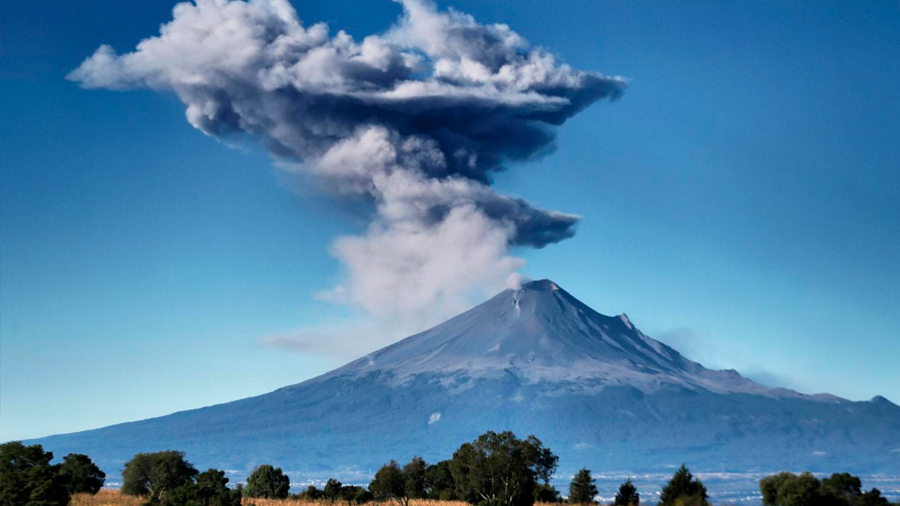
[{"x1": 27, "y1": 280, "x2": 900, "y2": 490}]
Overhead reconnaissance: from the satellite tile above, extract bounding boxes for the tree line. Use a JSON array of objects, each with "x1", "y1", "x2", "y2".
[
  {"x1": 760, "y1": 472, "x2": 894, "y2": 506},
  {"x1": 0, "y1": 442, "x2": 105, "y2": 506},
  {"x1": 2, "y1": 434, "x2": 898, "y2": 506}
]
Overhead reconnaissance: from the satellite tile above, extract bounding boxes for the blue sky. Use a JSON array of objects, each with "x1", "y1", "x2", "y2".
[{"x1": 1, "y1": 0, "x2": 898, "y2": 442}]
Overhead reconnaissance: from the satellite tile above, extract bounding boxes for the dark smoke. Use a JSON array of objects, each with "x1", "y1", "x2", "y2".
[{"x1": 69, "y1": 0, "x2": 626, "y2": 318}]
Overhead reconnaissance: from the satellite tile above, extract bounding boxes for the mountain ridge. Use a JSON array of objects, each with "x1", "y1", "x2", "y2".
[{"x1": 311, "y1": 279, "x2": 840, "y2": 401}]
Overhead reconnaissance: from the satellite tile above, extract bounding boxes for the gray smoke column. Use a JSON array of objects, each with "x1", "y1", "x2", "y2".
[{"x1": 69, "y1": 0, "x2": 626, "y2": 319}]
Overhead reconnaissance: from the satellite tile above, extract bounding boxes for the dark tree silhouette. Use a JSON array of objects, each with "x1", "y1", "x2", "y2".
[
  {"x1": 325, "y1": 478, "x2": 344, "y2": 503},
  {"x1": 613, "y1": 479, "x2": 639, "y2": 506},
  {"x1": 353, "y1": 487, "x2": 374, "y2": 505},
  {"x1": 164, "y1": 468, "x2": 241, "y2": 506},
  {"x1": 534, "y1": 483, "x2": 562, "y2": 503},
  {"x1": 298, "y1": 485, "x2": 324, "y2": 500},
  {"x1": 855, "y1": 488, "x2": 892, "y2": 506},
  {"x1": 823, "y1": 473, "x2": 863, "y2": 505},
  {"x1": 339, "y1": 485, "x2": 371, "y2": 506},
  {"x1": 425, "y1": 460, "x2": 456, "y2": 500},
  {"x1": 58, "y1": 453, "x2": 105, "y2": 495},
  {"x1": 658, "y1": 465, "x2": 709, "y2": 506},
  {"x1": 404, "y1": 456, "x2": 428, "y2": 500},
  {"x1": 568, "y1": 468, "x2": 597, "y2": 504},
  {"x1": 0, "y1": 442, "x2": 69, "y2": 506},
  {"x1": 370, "y1": 460, "x2": 408, "y2": 506}
]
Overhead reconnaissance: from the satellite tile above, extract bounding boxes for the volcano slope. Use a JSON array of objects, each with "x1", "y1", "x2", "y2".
[{"x1": 27, "y1": 280, "x2": 900, "y2": 483}]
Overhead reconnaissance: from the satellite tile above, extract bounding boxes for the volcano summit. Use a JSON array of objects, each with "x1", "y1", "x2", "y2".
[{"x1": 28, "y1": 280, "x2": 900, "y2": 485}]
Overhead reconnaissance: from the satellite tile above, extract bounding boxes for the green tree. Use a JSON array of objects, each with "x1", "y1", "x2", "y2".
[
  {"x1": 760, "y1": 471, "x2": 892, "y2": 506},
  {"x1": 58, "y1": 453, "x2": 105, "y2": 495},
  {"x1": 614, "y1": 479, "x2": 639, "y2": 506},
  {"x1": 658, "y1": 465, "x2": 709, "y2": 506},
  {"x1": 534, "y1": 483, "x2": 562, "y2": 503},
  {"x1": 162, "y1": 468, "x2": 241, "y2": 506},
  {"x1": 775, "y1": 472, "x2": 825, "y2": 506},
  {"x1": 121, "y1": 451, "x2": 198, "y2": 502},
  {"x1": 324, "y1": 478, "x2": 344, "y2": 503},
  {"x1": 298, "y1": 485, "x2": 324, "y2": 500},
  {"x1": 244, "y1": 464, "x2": 290, "y2": 499},
  {"x1": 404, "y1": 457, "x2": 428, "y2": 500},
  {"x1": 823, "y1": 473, "x2": 862, "y2": 506},
  {"x1": 353, "y1": 486, "x2": 374, "y2": 505},
  {"x1": 424, "y1": 460, "x2": 456, "y2": 500},
  {"x1": 370, "y1": 460, "x2": 408, "y2": 506},
  {"x1": 568, "y1": 468, "x2": 597, "y2": 504},
  {"x1": 760, "y1": 473, "x2": 796, "y2": 506},
  {"x1": 855, "y1": 488, "x2": 891, "y2": 506},
  {"x1": 338, "y1": 485, "x2": 371, "y2": 506},
  {"x1": 529, "y1": 438, "x2": 559, "y2": 485},
  {"x1": 449, "y1": 431, "x2": 558, "y2": 506},
  {"x1": 0, "y1": 442, "x2": 69, "y2": 506},
  {"x1": 339, "y1": 485, "x2": 358, "y2": 506}
]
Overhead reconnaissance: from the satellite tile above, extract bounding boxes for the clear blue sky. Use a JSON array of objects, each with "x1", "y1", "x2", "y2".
[{"x1": 1, "y1": 0, "x2": 898, "y2": 442}]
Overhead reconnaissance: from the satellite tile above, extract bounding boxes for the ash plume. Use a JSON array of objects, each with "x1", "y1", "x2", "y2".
[{"x1": 69, "y1": 0, "x2": 626, "y2": 322}]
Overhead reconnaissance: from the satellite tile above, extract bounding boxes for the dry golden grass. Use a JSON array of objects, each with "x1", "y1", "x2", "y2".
[
  {"x1": 71, "y1": 491, "x2": 554, "y2": 506},
  {"x1": 71, "y1": 490, "x2": 143, "y2": 506},
  {"x1": 245, "y1": 500, "x2": 471, "y2": 506}
]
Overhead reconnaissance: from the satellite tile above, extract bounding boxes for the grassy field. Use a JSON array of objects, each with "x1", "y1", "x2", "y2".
[
  {"x1": 71, "y1": 490, "x2": 475, "y2": 506},
  {"x1": 246, "y1": 499, "x2": 472, "y2": 506},
  {"x1": 71, "y1": 491, "x2": 142, "y2": 506}
]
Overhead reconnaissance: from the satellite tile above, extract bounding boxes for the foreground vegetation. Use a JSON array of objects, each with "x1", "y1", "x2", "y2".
[
  {"x1": 4, "y1": 433, "x2": 898, "y2": 506},
  {"x1": 69, "y1": 492, "x2": 476, "y2": 506}
]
